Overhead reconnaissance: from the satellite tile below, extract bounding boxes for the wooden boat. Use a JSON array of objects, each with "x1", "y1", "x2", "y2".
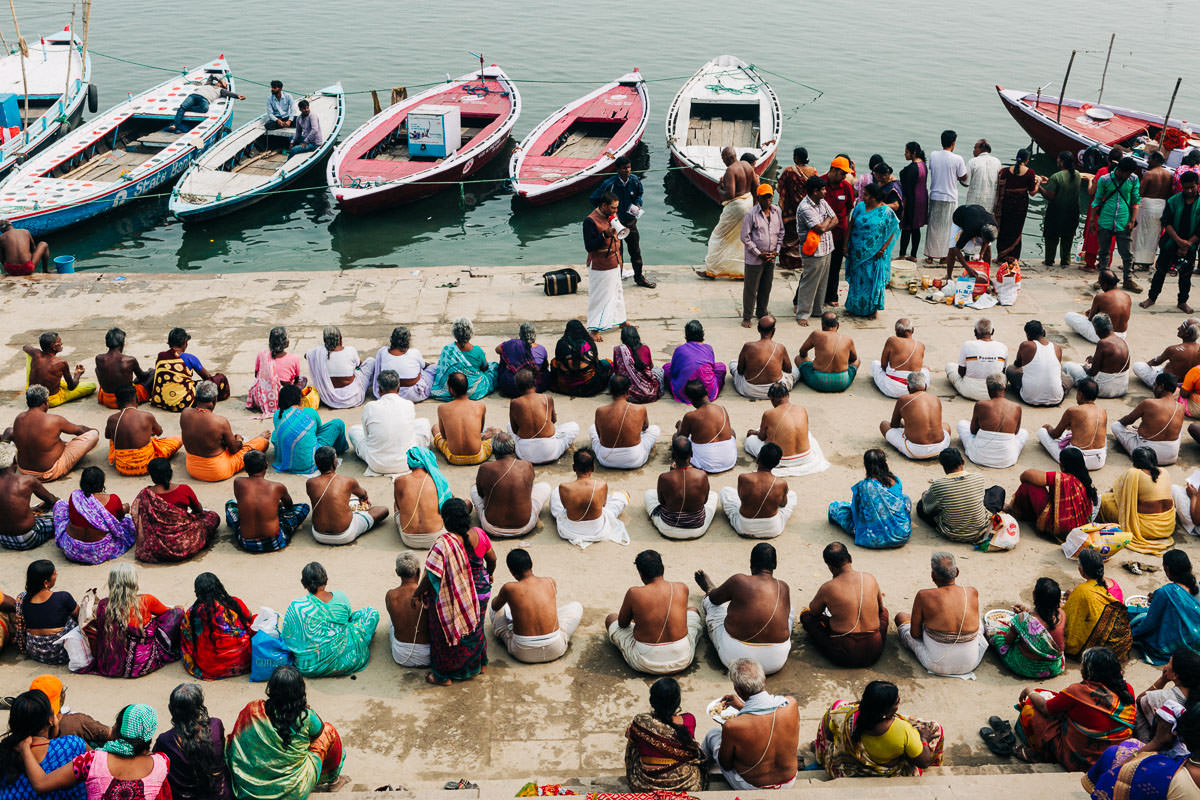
[
  {"x1": 170, "y1": 85, "x2": 344, "y2": 221},
  {"x1": 997, "y1": 85, "x2": 1199, "y2": 169},
  {"x1": 328, "y1": 63, "x2": 520, "y2": 212},
  {"x1": 666, "y1": 55, "x2": 780, "y2": 203},
  {"x1": 0, "y1": 56, "x2": 235, "y2": 236},
  {"x1": 0, "y1": 28, "x2": 94, "y2": 177},
  {"x1": 509, "y1": 70, "x2": 648, "y2": 205}
]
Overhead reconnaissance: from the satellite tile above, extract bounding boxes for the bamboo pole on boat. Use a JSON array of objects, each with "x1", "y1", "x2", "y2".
[
  {"x1": 1097, "y1": 33, "x2": 1115, "y2": 105},
  {"x1": 1159, "y1": 77, "x2": 1183, "y2": 148},
  {"x1": 62, "y1": 4, "x2": 75, "y2": 120},
  {"x1": 7, "y1": 0, "x2": 29, "y2": 131},
  {"x1": 1056, "y1": 50, "x2": 1076, "y2": 124},
  {"x1": 80, "y1": 0, "x2": 91, "y2": 78}
]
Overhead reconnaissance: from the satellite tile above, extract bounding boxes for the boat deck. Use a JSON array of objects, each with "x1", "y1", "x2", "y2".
[
  {"x1": 686, "y1": 117, "x2": 757, "y2": 148},
  {"x1": 1029, "y1": 98, "x2": 1149, "y2": 146},
  {"x1": 0, "y1": 37, "x2": 84, "y2": 96}
]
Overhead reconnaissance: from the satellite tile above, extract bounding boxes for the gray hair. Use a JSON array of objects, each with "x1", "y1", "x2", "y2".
[
  {"x1": 452, "y1": 317, "x2": 474, "y2": 344},
  {"x1": 985, "y1": 373, "x2": 1007, "y2": 397},
  {"x1": 728, "y1": 658, "x2": 766, "y2": 696},
  {"x1": 895, "y1": 318, "x2": 913, "y2": 336},
  {"x1": 0, "y1": 441, "x2": 15, "y2": 469},
  {"x1": 1092, "y1": 312, "x2": 1113, "y2": 337},
  {"x1": 974, "y1": 318, "x2": 994, "y2": 338},
  {"x1": 1183, "y1": 321, "x2": 1200, "y2": 343},
  {"x1": 931, "y1": 551, "x2": 959, "y2": 582},
  {"x1": 377, "y1": 369, "x2": 400, "y2": 392},
  {"x1": 491, "y1": 431, "x2": 516, "y2": 457},
  {"x1": 395, "y1": 551, "x2": 421, "y2": 580},
  {"x1": 519, "y1": 322, "x2": 536, "y2": 346},
  {"x1": 322, "y1": 325, "x2": 342, "y2": 351},
  {"x1": 906, "y1": 371, "x2": 927, "y2": 392},
  {"x1": 195, "y1": 380, "x2": 219, "y2": 403},
  {"x1": 25, "y1": 385, "x2": 49, "y2": 408}
]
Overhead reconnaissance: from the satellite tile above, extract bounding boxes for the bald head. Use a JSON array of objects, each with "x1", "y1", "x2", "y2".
[
  {"x1": 821, "y1": 311, "x2": 839, "y2": 330},
  {"x1": 757, "y1": 315, "x2": 776, "y2": 336},
  {"x1": 894, "y1": 318, "x2": 913, "y2": 337}
]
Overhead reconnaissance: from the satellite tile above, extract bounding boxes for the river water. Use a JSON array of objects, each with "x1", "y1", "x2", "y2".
[{"x1": 18, "y1": 0, "x2": 1200, "y2": 272}]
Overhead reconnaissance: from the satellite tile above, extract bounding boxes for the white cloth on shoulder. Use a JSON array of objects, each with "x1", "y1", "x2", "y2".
[
  {"x1": 956, "y1": 422, "x2": 1028, "y2": 469},
  {"x1": 1062, "y1": 361, "x2": 1128, "y2": 397},
  {"x1": 1036, "y1": 427, "x2": 1107, "y2": 470},
  {"x1": 872, "y1": 361, "x2": 929, "y2": 399},
  {"x1": 305, "y1": 347, "x2": 375, "y2": 409},
  {"x1": 550, "y1": 487, "x2": 630, "y2": 548},
  {"x1": 729, "y1": 360, "x2": 798, "y2": 399},
  {"x1": 701, "y1": 595, "x2": 792, "y2": 675},
  {"x1": 607, "y1": 610, "x2": 702, "y2": 674},
  {"x1": 720, "y1": 485, "x2": 797, "y2": 539},
  {"x1": 689, "y1": 436, "x2": 738, "y2": 473},
  {"x1": 389, "y1": 622, "x2": 431, "y2": 667},
  {"x1": 1111, "y1": 420, "x2": 1181, "y2": 465},
  {"x1": 745, "y1": 434, "x2": 829, "y2": 476},
  {"x1": 589, "y1": 423, "x2": 660, "y2": 469},
  {"x1": 898, "y1": 621, "x2": 987, "y2": 680},
  {"x1": 884, "y1": 428, "x2": 950, "y2": 460},
  {"x1": 644, "y1": 489, "x2": 719, "y2": 540},
  {"x1": 512, "y1": 421, "x2": 579, "y2": 465}
]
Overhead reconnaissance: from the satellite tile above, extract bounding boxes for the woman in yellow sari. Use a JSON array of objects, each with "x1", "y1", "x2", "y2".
[
  {"x1": 1064, "y1": 550, "x2": 1131, "y2": 661},
  {"x1": 1098, "y1": 447, "x2": 1175, "y2": 556}
]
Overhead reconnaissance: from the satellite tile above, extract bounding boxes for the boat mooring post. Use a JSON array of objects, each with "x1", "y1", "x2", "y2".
[
  {"x1": 1097, "y1": 33, "x2": 1115, "y2": 105},
  {"x1": 1056, "y1": 50, "x2": 1076, "y2": 124},
  {"x1": 1159, "y1": 77, "x2": 1183, "y2": 148}
]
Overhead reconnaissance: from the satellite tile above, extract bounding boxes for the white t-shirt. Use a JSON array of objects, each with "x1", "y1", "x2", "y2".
[
  {"x1": 326, "y1": 346, "x2": 360, "y2": 378},
  {"x1": 378, "y1": 348, "x2": 423, "y2": 380},
  {"x1": 928, "y1": 149, "x2": 968, "y2": 203},
  {"x1": 957, "y1": 339, "x2": 1008, "y2": 380}
]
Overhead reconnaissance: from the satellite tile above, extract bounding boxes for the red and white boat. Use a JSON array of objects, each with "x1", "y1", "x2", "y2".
[
  {"x1": 328, "y1": 63, "x2": 520, "y2": 212},
  {"x1": 666, "y1": 55, "x2": 780, "y2": 202},
  {"x1": 997, "y1": 85, "x2": 1199, "y2": 168},
  {"x1": 508, "y1": 70, "x2": 648, "y2": 205}
]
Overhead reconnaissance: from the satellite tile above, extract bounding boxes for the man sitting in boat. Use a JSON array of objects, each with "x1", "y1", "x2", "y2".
[
  {"x1": 286, "y1": 100, "x2": 322, "y2": 157},
  {"x1": 266, "y1": 80, "x2": 296, "y2": 130},
  {"x1": 166, "y1": 70, "x2": 244, "y2": 134},
  {"x1": 0, "y1": 219, "x2": 49, "y2": 276}
]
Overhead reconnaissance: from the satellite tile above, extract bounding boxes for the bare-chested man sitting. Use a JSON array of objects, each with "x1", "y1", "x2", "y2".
[
  {"x1": 1039, "y1": 377, "x2": 1108, "y2": 470},
  {"x1": 551, "y1": 448, "x2": 629, "y2": 547},
  {"x1": 105, "y1": 384, "x2": 182, "y2": 476},
  {"x1": 1066, "y1": 269, "x2": 1131, "y2": 343},
  {"x1": 880, "y1": 371, "x2": 950, "y2": 460},
  {"x1": 605, "y1": 549, "x2": 701, "y2": 674},
  {"x1": 490, "y1": 548, "x2": 582, "y2": 664},
  {"x1": 94, "y1": 328, "x2": 151, "y2": 408},
  {"x1": 305, "y1": 446, "x2": 388, "y2": 545},
  {"x1": 3, "y1": 386, "x2": 98, "y2": 482},
  {"x1": 0, "y1": 441, "x2": 59, "y2": 550},
  {"x1": 700, "y1": 658, "x2": 800, "y2": 790},
  {"x1": 385, "y1": 551, "x2": 431, "y2": 668},
  {"x1": 730, "y1": 315, "x2": 797, "y2": 398},
  {"x1": 393, "y1": 448, "x2": 448, "y2": 549},
  {"x1": 1134, "y1": 318, "x2": 1200, "y2": 389},
  {"x1": 677, "y1": 378, "x2": 736, "y2": 473},
  {"x1": 896, "y1": 552, "x2": 987, "y2": 678},
  {"x1": 1114, "y1": 372, "x2": 1183, "y2": 465},
  {"x1": 721, "y1": 442, "x2": 796, "y2": 539},
  {"x1": 591, "y1": 375, "x2": 660, "y2": 469},
  {"x1": 24, "y1": 332, "x2": 95, "y2": 407},
  {"x1": 745, "y1": 381, "x2": 829, "y2": 476},
  {"x1": 181, "y1": 381, "x2": 269, "y2": 481},
  {"x1": 1006, "y1": 319, "x2": 1064, "y2": 406},
  {"x1": 644, "y1": 436, "x2": 717, "y2": 539},
  {"x1": 796, "y1": 311, "x2": 858, "y2": 392},
  {"x1": 695, "y1": 543, "x2": 792, "y2": 674},
  {"x1": 469, "y1": 432, "x2": 550, "y2": 538},
  {"x1": 956, "y1": 374, "x2": 1027, "y2": 469},
  {"x1": 871, "y1": 317, "x2": 929, "y2": 399},
  {"x1": 1062, "y1": 312, "x2": 1131, "y2": 397},
  {"x1": 433, "y1": 371, "x2": 498, "y2": 465},
  {"x1": 509, "y1": 367, "x2": 578, "y2": 465},
  {"x1": 227, "y1": 450, "x2": 310, "y2": 552},
  {"x1": 800, "y1": 542, "x2": 888, "y2": 668},
  {"x1": 0, "y1": 218, "x2": 49, "y2": 275}
]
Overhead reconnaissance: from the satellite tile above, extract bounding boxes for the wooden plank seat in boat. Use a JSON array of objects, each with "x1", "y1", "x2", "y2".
[
  {"x1": 548, "y1": 131, "x2": 610, "y2": 160},
  {"x1": 686, "y1": 117, "x2": 756, "y2": 148},
  {"x1": 366, "y1": 125, "x2": 486, "y2": 163},
  {"x1": 178, "y1": 169, "x2": 265, "y2": 199},
  {"x1": 132, "y1": 129, "x2": 181, "y2": 150},
  {"x1": 62, "y1": 148, "x2": 148, "y2": 181}
]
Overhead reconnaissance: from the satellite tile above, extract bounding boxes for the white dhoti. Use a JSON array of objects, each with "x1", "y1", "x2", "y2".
[
  {"x1": 720, "y1": 486, "x2": 797, "y2": 539},
  {"x1": 872, "y1": 361, "x2": 929, "y2": 399},
  {"x1": 1172, "y1": 484, "x2": 1199, "y2": 535},
  {"x1": 898, "y1": 622, "x2": 988, "y2": 679},
  {"x1": 644, "y1": 489, "x2": 719, "y2": 540},
  {"x1": 1037, "y1": 427, "x2": 1108, "y2": 470},
  {"x1": 395, "y1": 518, "x2": 444, "y2": 550},
  {"x1": 745, "y1": 434, "x2": 829, "y2": 476},
  {"x1": 389, "y1": 624, "x2": 431, "y2": 667},
  {"x1": 884, "y1": 428, "x2": 950, "y2": 460},
  {"x1": 607, "y1": 610, "x2": 702, "y2": 674},
  {"x1": 512, "y1": 421, "x2": 579, "y2": 465},
  {"x1": 1063, "y1": 362, "x2": 1128, "y2": 397},
  {"x1": 1134, "y1": 197, "x2": 1166, "y2": 264},
  {"x1": 689, "y1": 437, "x2": 738, "y2": 473},
  {"x1": 1133, "y1": 361, "x2": 1165, "y2": 389},
  {"x1": 945, "y1": 363, "x2": 993, "y2": 401},
  {"x1": 729, "y1": 361, "x2": 798, "y2": 399},
  {"x1": 491, "y1": 602, "x2": 583, "y2": 664},
  {"x1": 1064, "y1": 313, "x2": 1126, "y2": 344},
  {"x1": 550, "y1": 487, "x2": 630, "y2": 548},
  {"x1": 701, "y1": 595, "x2": 792, "y2": 675},
  {"x1": 702, "y1": 194, "x2": 752, "y2": 278},
  {"x1": 1111, "y1": 420, "x2": 1182, "y2": 465},
  {"x1": 469, "y1": 482, "x2": 552, "y2": 538},
  {"x1": 587, "y1": 267, "x2": 626, "y2": 332},
  {"x1": 924, "y1": 199, "x2": 956, "y2": 258},
  {"x1": 956, "y1": 422, "x2": 1028, "y2": 469},
  {"x1": 312, "y1": 510, "x2": 374, "y2": 546},
  {"x1": 590, "y1": 424, "x2": 660, "y2": 469}
]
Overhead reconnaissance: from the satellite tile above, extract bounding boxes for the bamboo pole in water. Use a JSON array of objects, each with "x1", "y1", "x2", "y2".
[
  {"x1": 1056, "y1": 50, "x2": 1076, "y2": 124},
  {"x1": 1160, "y1": 77, "x2": 1183, "y2": 148},
  {"x1": 80, "y1": 0, "x2": 91, "y2": 67},
  {"x1": 62, "y1": 4, "x2": 75, "y2": 121},
  {"x1": 1097, "y1": 33, "x2": 1115, "y2": 105},
  {"x1": 8, "y1": 0, "x2": 28, "y2": 130}
]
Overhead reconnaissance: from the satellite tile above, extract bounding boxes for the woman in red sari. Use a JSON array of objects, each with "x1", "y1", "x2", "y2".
[
  {"x1": 132, "y1": 457, "x2": 219, "y2": 562},
  {"x1": 777, "y1": 147, "x2": 818, "y2": 270},
  {"x1": 1009, "y1": 446, "x2": 1097, "y2": 542},
  {"x1": 181, "y1": 572, "x2": 254, "y2": 680}
]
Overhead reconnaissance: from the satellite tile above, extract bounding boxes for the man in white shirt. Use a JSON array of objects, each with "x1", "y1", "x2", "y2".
[
  {"x1": 963, "y1": 139, "x2": 1002, "y2": 257},
  {"x1": 924, "y1": 130, "x2": 968, "y2": 261},
  {"x1": 945, "y1": 318, "x2": 1009, "y2": 401},
  {"x1": 348, "y1": 369, "x2": 432, "y2": 476}
]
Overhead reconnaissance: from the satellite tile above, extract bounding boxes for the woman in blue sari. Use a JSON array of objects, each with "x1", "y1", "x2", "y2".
[
  {"x1": 844, "y1": 184, "x2": 900, "y2": 319},
  {"x1": 1130, "y1": 549, "x2": 1200, "y2": 666},
  {"x1": 828, "y1": 449, "x2": 911, "y2": 548},
  {"x1": 1084, "y1": 703, "x2": 1200, "y2": 800},
  {"x1": 431, "y1": 317, "x2": 498, "y2": 401},
  {"x1": 271, "y1": 384, "x2": 348, "y2": 474}
]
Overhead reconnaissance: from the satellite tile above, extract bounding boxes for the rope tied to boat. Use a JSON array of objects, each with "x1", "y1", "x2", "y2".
[{"x1": 461, "y1": 83, "x2": 508, "y2": 98}]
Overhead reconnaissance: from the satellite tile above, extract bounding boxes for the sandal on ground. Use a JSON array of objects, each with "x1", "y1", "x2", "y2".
[
  {"x1": 980, "y1": 727, "x2": 1014, "y2": 758},
  {"x1": 634, "y1": 276, "x2": 657, "y2": 288},
  {"x1": 987, "y1": 716, "x2": 1014, "y2": 739},
  {"x1": 1124, "y1": 561, "x2": 1159, "y2": 575}
]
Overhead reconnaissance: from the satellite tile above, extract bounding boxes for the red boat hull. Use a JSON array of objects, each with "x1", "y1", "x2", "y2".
[
  {"x1": 517, "y1": 172, "x2": 608, "y2": 206},
  {"x1": 999, "y1": 91, "x2": 1092, "y2": 160}
]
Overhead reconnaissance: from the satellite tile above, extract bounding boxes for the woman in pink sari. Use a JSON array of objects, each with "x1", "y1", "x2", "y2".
[
  {"x1": 612, "y1": 325, "x2": 663, "y2": 403},
  {"x1": 247, "y1": 327, "x2": 316, "y2": 418}
]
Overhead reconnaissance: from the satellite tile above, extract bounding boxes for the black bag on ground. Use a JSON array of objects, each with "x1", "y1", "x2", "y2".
[{"x1": 543, "y1": 268, "x2": 581, "y2": 296}]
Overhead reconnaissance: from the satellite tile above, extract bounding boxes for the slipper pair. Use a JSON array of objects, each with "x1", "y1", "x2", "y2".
[
  {"x1": 1124, "y1": 561, "x2": 1160, "y2": 576},
  {"x1": 979, "y1": 715, "x2": 1015, "y2": 758},
  {"x1": 444, "y1": 779, "x2": 478, "y2": 790}
]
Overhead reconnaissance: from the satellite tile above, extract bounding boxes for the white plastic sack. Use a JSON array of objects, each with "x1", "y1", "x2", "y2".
[
  {"x1": 250, "y1": 606, "x2": 280, "y2": 636},
  {"x1": 992, "y1": 276, "x2": 1020, "y2": 306},
  {"x1": 56, "y1": 627, "x2": 92, "y2": 672},
  {"x1": 987, "y1": 512, "x2": 1020, "y2": 551}
]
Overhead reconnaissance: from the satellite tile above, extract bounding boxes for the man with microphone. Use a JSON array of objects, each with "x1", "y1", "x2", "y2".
[
  {"x1": 582, "y1": 192, "x2": 627, "y2": 342},
  {"x1": 739, "y1": 183, "x2": 784, "y2": 328},
  {"x1": 591, "y1": 156, "x2": 655, "y2": 288}
]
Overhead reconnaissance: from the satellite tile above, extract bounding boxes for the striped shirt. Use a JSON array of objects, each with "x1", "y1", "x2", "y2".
[{"x1": 919, "y1": 471, "x2": 990, "y2": 543}]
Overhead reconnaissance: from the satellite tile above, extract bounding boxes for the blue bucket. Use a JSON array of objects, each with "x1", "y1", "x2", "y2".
[{"x1": 53, "y1": 255, "x2": 75, "y2": 274}]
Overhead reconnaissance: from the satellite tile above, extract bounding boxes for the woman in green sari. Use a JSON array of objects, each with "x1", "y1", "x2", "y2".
[
  {"x1": 985, "y1": 577, "x2": 1066, "y2": 679},
  {"x1": 281, "y1": 562, "x2": 379, "y2": 677}
]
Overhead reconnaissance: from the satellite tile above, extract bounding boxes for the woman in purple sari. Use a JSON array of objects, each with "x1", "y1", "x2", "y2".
[
  {"x1": 52, "y1": 467, "x2": 135, "y2": 565},
  {"x1": 662, "y1": 320, "x2": 725, "y2": 403},
  {"x1": 495, "y1": 322, "x2": 549, "y2": 398},
  {"x1": 898, "y1": 141, "x2": 928, "y2": 260},
  {"x1": 84, "y1": 563, "x2": 183, "y2": 679}
]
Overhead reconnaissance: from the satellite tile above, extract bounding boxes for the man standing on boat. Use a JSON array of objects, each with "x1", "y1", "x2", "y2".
[
  {"x1": 1135, "y1": 151, "x2": 1173, "y2": 269},
  {"x1": 1094, "y1": 155, "x2": 1142, "y2": 292},
  {"x1": 591, "y1": 157, "x2": 655, "y2": 289},
  {"x1": 583, "y1": 192, "x2": 626, "y2": 342},
  {"x1": 704, "y1": 147, "x2": 758, "y2": 279},
  {"x1": 266, "y1": 80, "x2": 296, "y2": 130},
  {"x1": 924, "y1": 130, "x2": 968, "y2": 265}
]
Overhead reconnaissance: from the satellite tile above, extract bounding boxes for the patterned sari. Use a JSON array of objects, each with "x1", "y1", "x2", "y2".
[
  {"x1": 52, "y1": 491, "x2": 136, "y2": 564},
  {"x1": 623, "y1": 713, "x2": 705, "y2": 792},
  {"x1": 430, "y1": 343, "x2": 498, "y2": 400},
  {"x1": 496, "y1": 339, "x2": 549, "y2": 398},
  {"x1": 1065, "y1": 579, "x2": 1133, "y2": 660},
  {"x1": 131, "y1": 486, "x2": 219, "y2": 563},
  {"x1": 425, "y1": 532, "x2": 487, "y2": 682},
  {"x1": 828, "y1": 477, "x2": 911, "y2": 549},
  {"x1": 181, "y1": 596, "x2": 254, "y2": 679},
  {"x1": 1019, "y1": 471, "x2": 1093, "y2": 542},
  {"x1": 986, "y1": 611, "x2": 1065, "y2": 679},
  {"x1": 777, "y1": 164, "x2": 817, "y2": 269},
  {"x1": 84, "y1": 598, "x2": 183, "y2": 678},
  {"x1": 281, "y1": 590, "x2": 379, "y2": 677},
  {"x1": 815, "y1": 701, "x2": 944, "y2": 778},
  {"x1": 150, "y1": 353, "x2": 196, "y2": 411},
  {"x1": 844, "y1": 201, "x2": 900, "y2": 317},
  {"x1": 227, "y1": 699, "x2": 343, "y2": 800},
  {"x1": 1129, "y1": 582, "x2": 1200, "y2": 666},
  {"x1": 14, "y1": 590, "x2": 76, "y2": 665},
  {"x1": 1016, "y1": 681, "x2": 1135, "y2": 772},
  {"x1": 612, "y1": 344, "x2": 663, "y2": 403},
  {"x1": 1085, "y1": 740, "x2": 1187, "y2": 800}
]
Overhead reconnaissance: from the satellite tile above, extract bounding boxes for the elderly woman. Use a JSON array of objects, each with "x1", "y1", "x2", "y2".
[
  {"x1": 153, "y1": 684, "x2": 233, "y2": 800},
  {"x1": 551, "y1": 319, "x2": 612, "y2": 397},
  {"x1": 281, "y1": 562, "x2": 379, "y2": 677},
  {"x1": 828, "y1": 449, "x2": 911, "y2": 549},
  {"x1": 1098, "y1": 446, "x2": 1176, "y2": 556},
  {"x1": 612, "y1": 325, "x2": 663, "y2": 403},
  {"x1": 84, "y1": 563, "x2": 183, "y2": 678},
  {"x1": 624, "y1": 677, "x2": 705, "y2": 792},
  {"x1": 0, "y1": 690, "x2": 87, "y2": 800},
  {"x1": 1010, "y1": 446, "x2": 1098, "y2": 543},
  {"x1": 15, "y1": 559, "x2": 79, "y2": 665},
  {"x1": 985, "y1": 577, "x2": 1066, "y2": 679},
  {"x1": 132, "y1": 457, "x2": 220, "y2": 562},
  {"x1": 1129, "y1": 550, "x2": 1200, "y2": 665},
  {"x1": 270, "y1": 384, "x2": 348, "y2": 474},
  {"x1": 431, "y1": 317, "x2": 498, "y2": 401},
  {"x1": 815, "y1": 680, "x2": 942, "y2": 778},
  {"x1": 1064, "y1": 549, "x2": 1130, "y2": 660},
  {"x1": 247, "y1": 326, "x2": 316, "y2": 418},
  {"x1": 304, "y1": 326, "x2": 375, "y2": 409},
  {"x1": 371, "y1": 325, "x2": 435, "y2": 402},
  {"x1": 1011, "y1": 646, "x2": 1135, "y2": 769},
  {"x1": 226, "y1": 666, "x2": 344, "y2": 800},
  {"x1": 495, "y1": 322, "x2": 549, "y2": 398},
  {"x1": 52, "y1": 466, "x2": 135, "y2": 564},
  {"x1": 181, "y1": 573, "x2": 255, "y2": 680}
]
